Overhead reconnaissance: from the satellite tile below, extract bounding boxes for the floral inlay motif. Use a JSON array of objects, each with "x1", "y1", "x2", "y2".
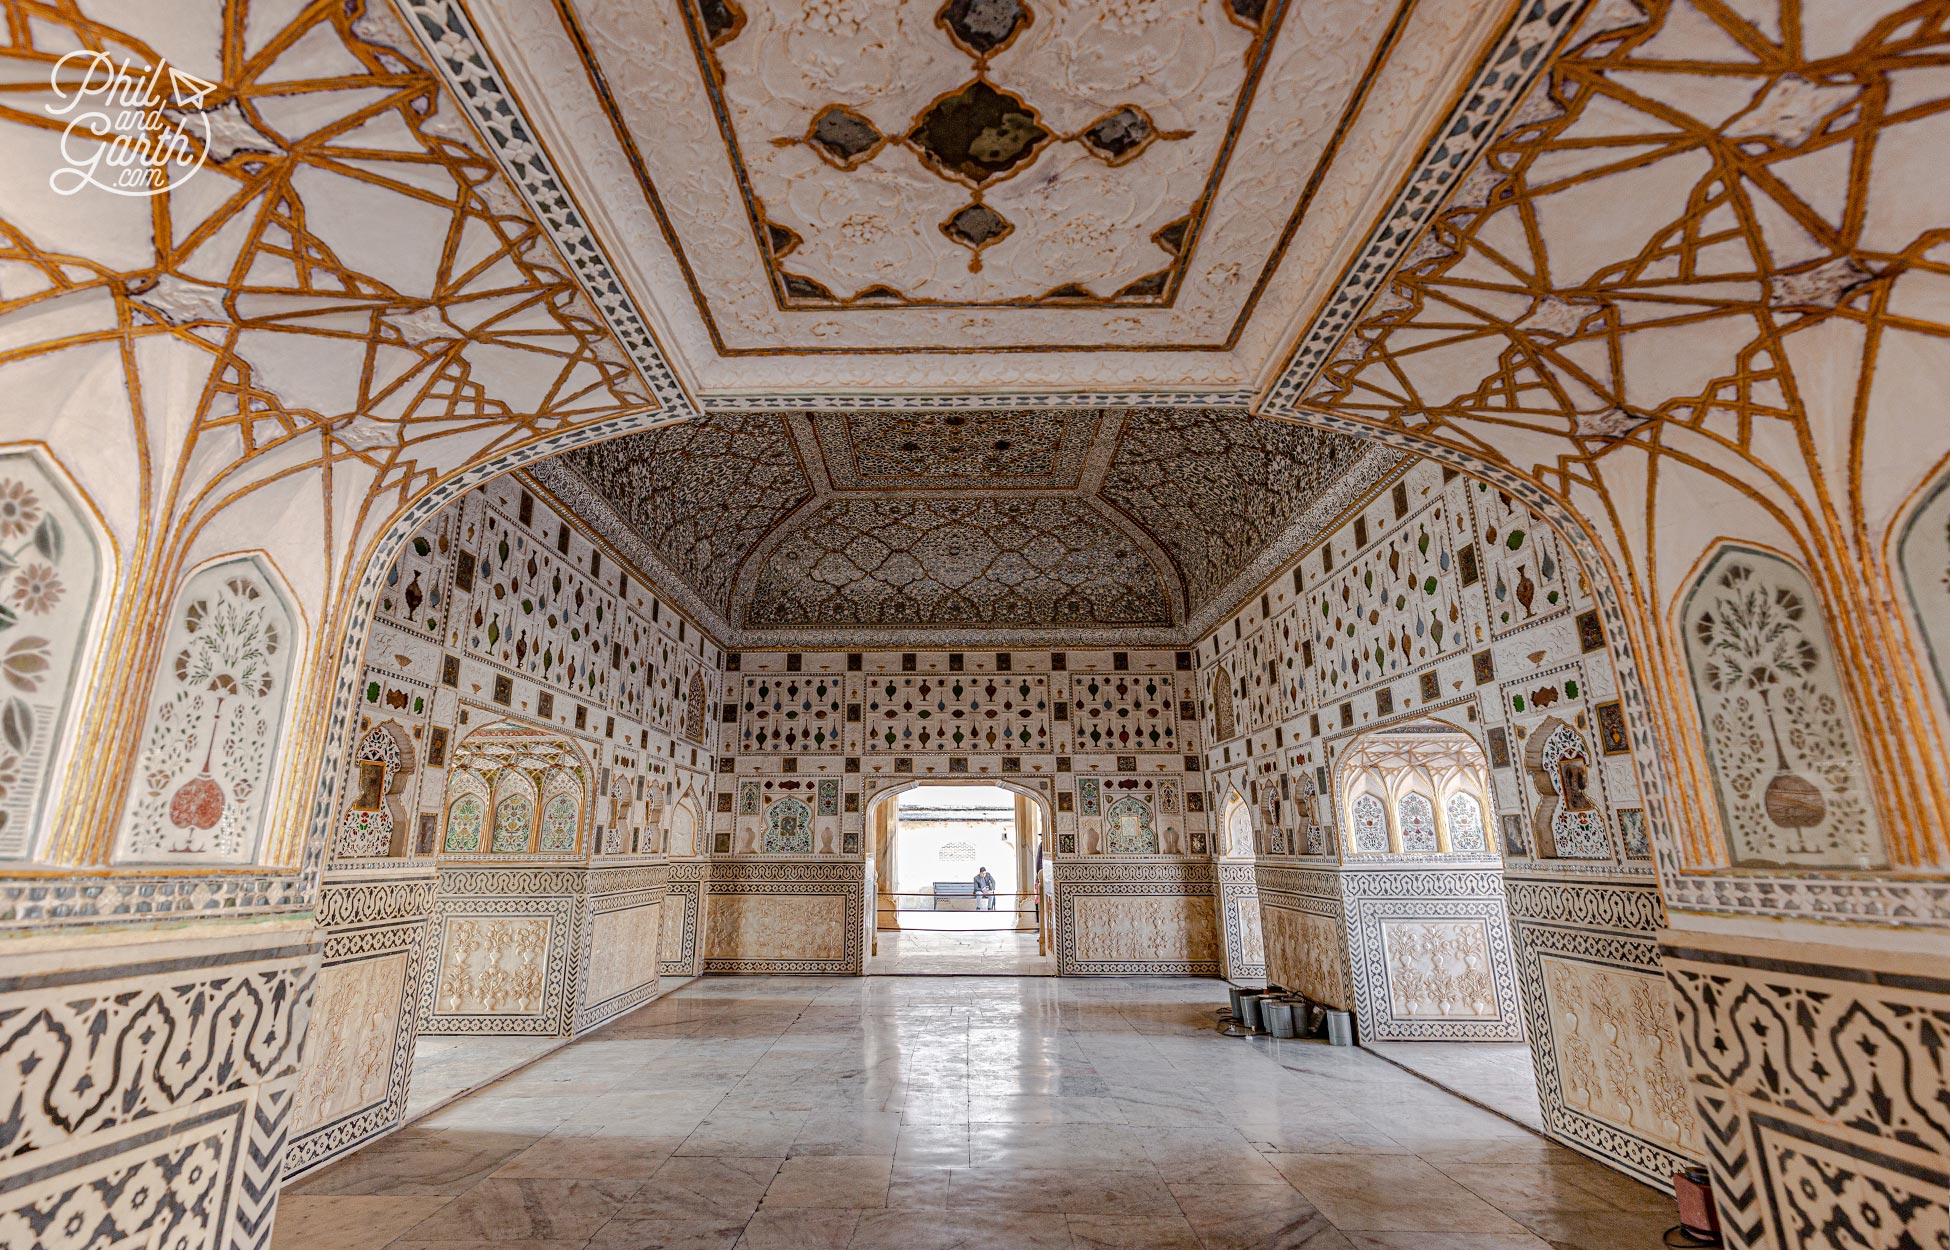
[
  {"x1": 1103, "y1": 796, "x2": 1156, "y2": 854},
  {"x1": 444, "y1": 794, "x2": 485, "y2": 853},
  {"x1": 493, "y1": 792, "x2": 535, "y2": 852},
  {"x1": 1683, "y1": 551, "x2": 1883, "y2": 868},
  {"x1": 0, "y1": 454, "x2": 98, "y2": 859},
  {"x1": 764, "y1": 796, "x2": 814, "y2": 853},
  {"x1": 1350, "y1": 792, "x2": 1387, "y2": 853},
  {"x1": 1397, "y1": 792, "x2": 1437, "y2": 853},
  {"x1": 1446, "y1": 792, "x2": 1486, "y2": 853},
  {"x1": 118, "y1": 561, "x2": 294, "y2": 864}
]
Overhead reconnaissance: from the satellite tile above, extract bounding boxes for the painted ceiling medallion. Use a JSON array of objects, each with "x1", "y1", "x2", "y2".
[
  {"x1": 938, "y1": 0, "x2": 1029, "y2": 57},
  {"x1": 639, "y1": 0, "x2": 1350, "y2": 321},
  {"x1": 907, "y1": 80, "x2": 1051, "y2": 187}
]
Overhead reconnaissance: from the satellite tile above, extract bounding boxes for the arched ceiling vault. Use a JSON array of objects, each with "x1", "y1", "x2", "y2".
[{"x1": 528, "y1": 407, "x2": 1398, "y2": 646}]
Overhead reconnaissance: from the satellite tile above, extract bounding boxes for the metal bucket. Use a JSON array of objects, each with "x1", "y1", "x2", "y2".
[
  {"x1": 1227, "y1": 985, "x2": 1250, "y2": 1019},
  {"x1": 1325, "y1": 1009, "x2": 1354, "y2": 1047},
  {"x1": 1262, "y1": 998, "x2": 1297, "y2": 1039},
  {"x1": 1239, "y1": 992, "x2": 1265, "y2": 1032}
]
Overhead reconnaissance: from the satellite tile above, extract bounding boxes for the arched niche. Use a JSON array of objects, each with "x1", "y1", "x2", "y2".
[
  {"x1": 1103, "y1": 795, "x2": 1158, "y2": 854},
  {"x1": 668, "y1": 794, "x2": 700, "y2": 857},
  {"x1": 333, "y1": 721, "x2": 415, "y2": 858},
  {"x1": 0, "y1": 447, "x2": 108, "y2": 862},
  {"x1": 764, "y1": 796, "x2": 813, "y2": 853},
  {"x1": 1210, "y1": 664, "x2": 1236, "y2": 742},
  {"x1": 114, "y1": 554, "x2": 301, "y2": 866},
  {"x1": 1679, "y1": 545, "x2": 1885, "y2": 869},
  {"x1": 1222, "y1": 792, "x2": 1255, "y2": 858}
]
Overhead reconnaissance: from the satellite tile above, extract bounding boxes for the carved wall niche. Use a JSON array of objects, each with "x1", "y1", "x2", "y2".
[
  {"x1": 1524, "y1": 719, "x2": 1608, "y2": 860},
  {"x1": 0, "y1": 448, "x2": 104, "y2": 861},
  {"x1": 1679, "y1": 548, "x2": 1885, "y2": 869},
  {"x1": 115, "y1": 556, "x2": 300, "y2": 865},
  {"x1": 335, "y1": 722, "x2": 414, "y2": 858}
]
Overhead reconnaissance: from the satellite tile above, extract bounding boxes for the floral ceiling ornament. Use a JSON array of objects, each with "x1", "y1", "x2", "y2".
[{"x1": 675, "y1": 0, "x2": 1243, "y2": 304}]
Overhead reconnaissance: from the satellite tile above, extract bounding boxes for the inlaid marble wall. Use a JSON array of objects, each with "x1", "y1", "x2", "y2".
[
  {"x1": 284, "y1": 865, "x2": 437, "y2": 1180},
  {"x1": 1197, "y1": 460, "x2": 1683, "y2": 1185},
  {"x1": 0, "y1": 922, "x2": 317, "y2": 1250},
  {"x1": 715, "y1": 647, "x2": 1218, "y2": 974}
]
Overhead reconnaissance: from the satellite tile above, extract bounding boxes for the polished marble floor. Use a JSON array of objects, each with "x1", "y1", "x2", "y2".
[
  {"x1": 1361, "y1": 1042, "x2": 1545, "y2": 1135},
  {"x1": 408, "y1": 1037, "x2": 569, "y2": 1121},
  {"x1": 868, "y1": 926, "x2": 1053, "y2": 976},
  {"x1": 279, "y1": 977, "x2": 1672, "y2": 1250}
]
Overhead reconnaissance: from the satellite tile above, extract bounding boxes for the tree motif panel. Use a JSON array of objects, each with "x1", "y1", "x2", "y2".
[
  {"x1": 445, "y1": 794, "x2": 485, "y2": 853},
  {"x1": 1398, "y1": 793, "x2": 1437, "y2": 853},
  {"x1": 862, "y1": 675, "x2": 1050, "y2": 752},
  {"x1": 492, "y1": 790, "x2": 536, "y2": 853},
  {"x1": 1681, "y1": 550, "x2": 1884, "y2": 869},
  {"x1": 1350, "y1": 792, "x2": 1388, "y2": 853},
  {"x1": 0, "y1": 451, "x2": 100, "y2": 860},
  {"x1": 1103, "y1": 797, "x2": 1157, "y2": 855},
  {"x1": 1068, "y1": 672, "x2": 1177, "y2": 751},
  {"x1": 1447, "y1": 792, "x2": 1487, "y2": 853},
  {"x1": 116, "y1": 560, "x2": 296, "y2": 864},
  {"x1": 764, "y1": 797, "x2": 814, "y2": 854},
  {"x1": 740, "y1": 676, "x2": 844, "y2": 751}
]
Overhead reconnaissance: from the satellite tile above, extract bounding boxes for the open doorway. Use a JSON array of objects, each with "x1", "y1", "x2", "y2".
[{"x1": 866, "y1": 783, "x2": 1054, "y2": 976}]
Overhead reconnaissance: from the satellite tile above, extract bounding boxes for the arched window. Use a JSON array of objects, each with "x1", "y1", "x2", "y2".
[
  {"x1": 1349, "y1": 792, "x2": 1388, "y2": 853},
  {"x1": 765, "y1": 796, "x2": 813, "y2": 853},
  {"x1": 0, "y1": 450, "x2": 103, "y2": 861},
  {"x1": 1446, "y1": 792, "x2": 1487, "y2": 852},
  {"x1": 117, "y1": 557, "x2": 298, "y2": 864},
  {"x1": 1104, "y1": 796, "x2": 1158, "y2": 854},
  {"x1": 1398, "y1": 793, "x2": 1437, "y2": 852}
]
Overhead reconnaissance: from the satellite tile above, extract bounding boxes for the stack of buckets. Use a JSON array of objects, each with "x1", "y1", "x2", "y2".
[{"x1": 1225, "y1": 984, "x2": 1352, "y2": 1044}]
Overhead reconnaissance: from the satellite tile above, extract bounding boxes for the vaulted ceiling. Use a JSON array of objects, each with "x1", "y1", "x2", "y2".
[{"x1": 529, "y1": 408, "x2": 1394, "y2": 645}]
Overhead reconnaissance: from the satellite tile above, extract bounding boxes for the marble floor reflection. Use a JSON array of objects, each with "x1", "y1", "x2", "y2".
[
  {"x1": 278, "y1": 977, "x2": 1672, "y2": 1250},
  {"x1": 1361, "y1": 1042, "x2": 1545, "y2": 1135},
  {"x1": 406, "y1": 1037, "x2": 569, "y2": 1121},
  {"x1": 868, "y1": 926, "x2": 1053, "y2": 976}
]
